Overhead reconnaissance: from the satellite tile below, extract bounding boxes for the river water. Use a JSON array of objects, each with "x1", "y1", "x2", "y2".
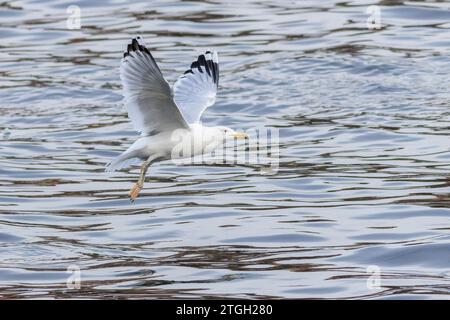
[{"x1": 0, "y1": 0, "x2": 450, "y2": 299}]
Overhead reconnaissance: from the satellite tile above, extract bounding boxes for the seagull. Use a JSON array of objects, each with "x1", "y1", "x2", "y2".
[{"x1": 106, "y1": 37, "x2": 248, "y2": 201}]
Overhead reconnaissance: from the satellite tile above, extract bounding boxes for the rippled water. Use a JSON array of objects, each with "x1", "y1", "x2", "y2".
[{"x1": 1, "y1": 0, "x2": 450, "y2": 299}]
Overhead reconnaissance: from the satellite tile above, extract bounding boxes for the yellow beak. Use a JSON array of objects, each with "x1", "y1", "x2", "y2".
[{"x1": 232, "y1": 132, "x2": 248, "y2": 140}]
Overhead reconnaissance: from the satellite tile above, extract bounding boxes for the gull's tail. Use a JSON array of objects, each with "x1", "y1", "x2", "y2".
[{"x1": 105, "y1": 150, "x2": 141, "y2": 172}]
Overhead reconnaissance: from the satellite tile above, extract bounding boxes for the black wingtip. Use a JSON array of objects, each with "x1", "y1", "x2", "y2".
[
  {"x1": 123, "y1": 37, "x2": 152, "y2": 58},
  {"x1": 181, "y1": 51, "x2": 219, "y2": 85}
]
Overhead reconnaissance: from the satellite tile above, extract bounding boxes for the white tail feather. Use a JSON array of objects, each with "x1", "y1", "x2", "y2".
[{"x1": 105, "y1": 152, "x2": 141, "y2": 172}]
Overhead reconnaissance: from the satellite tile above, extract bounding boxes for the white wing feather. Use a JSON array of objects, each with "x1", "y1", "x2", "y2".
[
  {"x1": 173, "y1": 51, "x2": 219, "y2": 124},
  {"x1": 120, "y1": 37, "x2": 188, "y2": 134}
]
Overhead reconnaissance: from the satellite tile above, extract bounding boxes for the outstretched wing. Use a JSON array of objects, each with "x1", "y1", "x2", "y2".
[
  {"x1": 120, "y1": 37, "x2": 188, "y2": 135},
  {"x1": 173, "y1": 51, "x2": 219, "y2": 124}
]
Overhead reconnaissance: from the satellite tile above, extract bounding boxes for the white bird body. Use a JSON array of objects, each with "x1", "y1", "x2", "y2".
[
  {"x1": 106, "y1": 37, "x2": 247, "y2": 200},
  {"x1": 108, "y1": 124, "x2": 236, "y2": 171}
]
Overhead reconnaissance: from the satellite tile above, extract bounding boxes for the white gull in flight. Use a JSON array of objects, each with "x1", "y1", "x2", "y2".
[{"x1": 106, "y1": 37, "x2": 247, "y2": 201}]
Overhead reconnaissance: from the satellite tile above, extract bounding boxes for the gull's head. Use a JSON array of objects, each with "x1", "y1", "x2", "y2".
[
  {"x1": 213, "y1": 126, "x2": 248, "y2": 141},
  {"x1": 185, "y1": 124, "x2": 249, "y2": 155},
  {"x1": 189, "y1": 124, "x2": 249, "y2": 151}
]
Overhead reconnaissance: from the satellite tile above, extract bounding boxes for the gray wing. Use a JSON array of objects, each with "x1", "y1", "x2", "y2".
[
  {"x1": 120, "y1": 37, "x2": 189, "y2": 135},
  {"x1": 173, "y1": 51, "x2": 219, "y2": 124}
]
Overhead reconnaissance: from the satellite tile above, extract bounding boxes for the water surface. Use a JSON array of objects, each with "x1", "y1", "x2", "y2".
[{"x1": 1, "y1": 0, "x2": 450, "y2": 299}]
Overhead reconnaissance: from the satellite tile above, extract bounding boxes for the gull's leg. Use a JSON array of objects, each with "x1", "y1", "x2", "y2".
[{"x1": 129, "y1": 158, "x2": 152, "y2": 201}]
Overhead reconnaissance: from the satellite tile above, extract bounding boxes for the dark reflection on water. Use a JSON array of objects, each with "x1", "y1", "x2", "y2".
[{"x1": 0, "y1": 0, "x2": 450, "y2": 299}]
